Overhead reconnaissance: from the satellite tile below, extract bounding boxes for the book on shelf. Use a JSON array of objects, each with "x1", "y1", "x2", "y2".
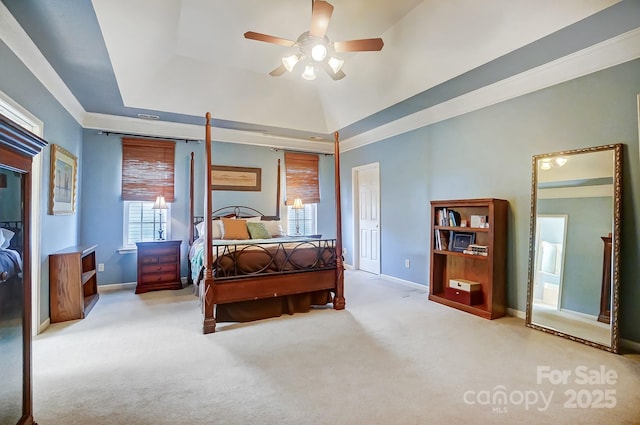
[
  {"x1": 435, "y1": 208, "x2": 462, "y2": 227},
  {"x1": 448, "y1": 210, "x2": 461, "y2": 227},
  {"x1": 434, "y1": 229, "x2": 451, "y2": 250},
  {"x1": 463, "y1": 244, "x2": 489, "y2": 256}
]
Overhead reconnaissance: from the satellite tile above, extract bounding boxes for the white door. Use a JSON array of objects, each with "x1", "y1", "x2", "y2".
[{"x1": 355, "y1": 164, "x2": 380, "y2": 274}]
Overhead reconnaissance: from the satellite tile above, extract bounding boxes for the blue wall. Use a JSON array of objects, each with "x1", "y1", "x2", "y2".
[
  {"x1": 0, "y1": 40, "x2": 83, "y2": 322},
  {"x1": 80, "y1": 134, "x2": 337, "y2": 284},
  {"x1": 340, "y1": 58, "x2": 640, "y2": 343}
]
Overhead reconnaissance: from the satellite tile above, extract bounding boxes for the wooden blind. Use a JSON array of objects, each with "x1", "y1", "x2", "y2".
[
  {"x1": 122, "y1": 138, "x2": 175, "y2": 202},
  {"x1": 285, "y1": 152, "x2": 320, "y2": 205}
]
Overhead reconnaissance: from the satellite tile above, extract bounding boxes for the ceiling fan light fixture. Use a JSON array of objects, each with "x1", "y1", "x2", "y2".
[
  {"x1": 327, "y1": 56, "x2": 344, "y2": 73},
  {"x1": 302, "y1": 63, "x2": 316, "y2": 80},
  {"x1": 282, "y1": 54, "x2": 300, "y2": 72},
  {"x1": 311, "y1": 43, "x2": 327, "y2": 61}
]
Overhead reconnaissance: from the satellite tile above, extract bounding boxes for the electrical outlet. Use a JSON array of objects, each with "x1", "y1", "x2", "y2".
[
  {"x1": 98, "y1": 263, "x2": 105, "y2": 272},
  {"x1": 404, "y1": 259, "x2": 410, "y2": 268},
  {"x1": 342, "y1": 248, "x2": 347, "y2": 256}
]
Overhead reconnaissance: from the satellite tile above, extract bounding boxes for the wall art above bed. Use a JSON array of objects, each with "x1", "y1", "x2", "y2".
[{"x1": 211, "y1": 165, "x2": 261, "y2": 191}]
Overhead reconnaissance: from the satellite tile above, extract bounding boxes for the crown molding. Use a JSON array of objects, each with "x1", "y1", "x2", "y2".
[
  {"x1": 340, "y1": 27, "x2": 640, "y2": 152},
  {"x1": 0, "y1": 2, "x2": 85, "y2": 125},
  {"x1": 83, "y1": 112, "x2": 334, "y2": 153}
]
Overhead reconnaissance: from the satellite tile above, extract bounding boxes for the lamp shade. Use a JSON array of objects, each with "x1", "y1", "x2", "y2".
[
  {"x1": 327, "y1": 56, "x2": 344, "y2": 74},
  {"x1": 282, "y1": 54, "x2": 300, "y2": 72},
  {"x1": 292, "y1": 198, "x2": 304, "y2": 209},
  {"x1": 152, "y1": 195, "x2": 168, "y2": 210},
  {"x1": 302, "y1": 64, "x2": 316, "y2": 80}
]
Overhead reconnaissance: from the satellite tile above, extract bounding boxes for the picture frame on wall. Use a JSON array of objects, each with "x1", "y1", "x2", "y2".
[
  {"x1": 49, "y1": 144, "x2": 78, "y2": 215},
  {"x1": 211, "y1": 165, "x2": 261, "y2": 191}
]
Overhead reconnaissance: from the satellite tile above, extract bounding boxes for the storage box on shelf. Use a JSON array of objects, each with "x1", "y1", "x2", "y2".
[{"x1": 429, "y1": 198, "x2": 508, "y2": 319}]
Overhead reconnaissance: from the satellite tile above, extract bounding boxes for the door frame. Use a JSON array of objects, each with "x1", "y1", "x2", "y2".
[{"x1": 351, "y1": 162, "x2": 380, "y2": 274}]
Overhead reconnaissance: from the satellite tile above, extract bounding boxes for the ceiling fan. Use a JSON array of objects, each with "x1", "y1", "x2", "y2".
[{"x1": 244, "y1": 0, "x2": 384, "y2": 81}]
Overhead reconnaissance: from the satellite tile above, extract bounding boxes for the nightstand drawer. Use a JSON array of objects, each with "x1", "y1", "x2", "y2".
[
  {"x1": 140, "y1": 271, "x2": 179, "y2": 284},
  {"x1": 141, "y1": 263, "x2": 177, "y2": 274},
  {"x1": 141, "y1": 255, "x2": 177, "y2": 265}
]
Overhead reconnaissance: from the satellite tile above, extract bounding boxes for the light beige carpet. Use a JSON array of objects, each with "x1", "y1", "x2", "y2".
[{"x1": 33, "y1": 271, "x2": 640, "y2": 425}]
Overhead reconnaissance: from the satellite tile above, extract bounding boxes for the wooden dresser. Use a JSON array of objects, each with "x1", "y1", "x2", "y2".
[{"x1": 135, "y1": 240, "x2": 182, "y2": 294}]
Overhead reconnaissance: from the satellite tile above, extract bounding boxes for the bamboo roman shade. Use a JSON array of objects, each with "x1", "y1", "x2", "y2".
[
  {"x1": 122, "y1": 138, "x2": 175, "y2": 202},
  {"x1": 284, "y1": 152, "x2": 320, "y2": 205}
]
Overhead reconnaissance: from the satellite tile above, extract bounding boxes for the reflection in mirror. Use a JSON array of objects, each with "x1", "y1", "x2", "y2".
[
  {"x1": 0, "y1": 167, "x2": 25, "y2": 423},
  {"x1": 526, "y1": 144, "x2": 621, "y2": 353}
]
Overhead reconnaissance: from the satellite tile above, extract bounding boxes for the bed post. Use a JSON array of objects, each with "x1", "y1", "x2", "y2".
[
  {"x1": 203, "y1": 112, "x2": 216, "y2": 333},
  {"x1": 189, "y1": 152, "x2": 195, "y2": 245},
  {"x1": 333, "y1": 131, "x2": 345, "y2": 310},
  {"x1": 276, "y1": 158, "x2": 281, "y2": 219}
]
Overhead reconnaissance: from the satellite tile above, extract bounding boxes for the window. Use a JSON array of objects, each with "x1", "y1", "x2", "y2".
[
  {"x1": 284, "y1": 151, "x2": 320, "y2": 236},
  {"x1": 287, "y1": 203, "x2": 317, "y2": 236},
  {"x1": 284, "y1": 152, "x2": 319, "y2": 205},
  {"x1": 123, "y1": 201, "x2": 171, "y2": 248},
  {"x1": 121, "y1": 138, "x2": 175, "y2": 248},
  {"x1": 122, "y1": 138, "x2": 175, "y2": 201}
]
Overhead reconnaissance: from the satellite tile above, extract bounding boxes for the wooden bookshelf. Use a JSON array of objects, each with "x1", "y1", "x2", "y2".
[
  {"x1": 429, "y1": 199, "x2": 508, "y2": 319},
  {"x1": 49, "y1": 245, "x2": 99, "y2": 322}
]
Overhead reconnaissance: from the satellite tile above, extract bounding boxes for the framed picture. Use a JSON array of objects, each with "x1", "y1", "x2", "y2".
[
  {"x1": 49, "y1": 144, "x2": 77, "y2": 215},
  {"x1": 211, "y1": 165, "x2": 261, "y2": 191},
  {"x1": 450, "y1": 232, "x2": 475, "y2": 252}
]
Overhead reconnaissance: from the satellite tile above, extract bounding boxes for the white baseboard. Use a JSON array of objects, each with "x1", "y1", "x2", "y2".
[
  {"x1": 344, "y1": 263, "x2": 354, "y2": 270},
  {"x1": 620, "y1": 338, "x2": 640, "y2": 354},
  {"x1": 98, "y1": 281, "x2": 136, "y2": 292},
  {"x1": 380, "y1": 274, "x2": 428, "y2": 291},
  {"x1": 507, "y1": 308, "x2": 526, "y2": 319},
  {"x1": 38, "y1": 317, "x2": 50, "y2": 334}
]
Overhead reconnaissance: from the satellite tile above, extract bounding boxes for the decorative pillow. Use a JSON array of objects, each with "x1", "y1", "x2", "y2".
[
  {"x1": 244, "y1": 216, "x2": 263, "y2": 222},
  {"x1": 0, "y1": 228, "x2": 14, "y2": 249},
  {"x1": 262, "y1": 220, "x2": 285, "y2": 237},
  {"x1": 195, "y1": 220, "x2": 223, "y2": 239},
  {"x1": 221, "y1": 218, "x2": 250, "y2": 240},
  {"x1": 247, "y1": 222, "x2": 271, "y2": 239}
]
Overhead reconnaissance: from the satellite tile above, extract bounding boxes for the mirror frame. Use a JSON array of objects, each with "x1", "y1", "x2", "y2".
[{"x1": 525, "y1": 143, "x2": 622, "y2": 353}]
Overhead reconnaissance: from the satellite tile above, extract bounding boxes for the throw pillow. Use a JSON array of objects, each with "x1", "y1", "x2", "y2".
[
  {"x1": 247, "y1": 222, "x2": 271, "y2": 239},
  {"x1": 221, "y1": 218, "x2": 250, "y2": 240}
]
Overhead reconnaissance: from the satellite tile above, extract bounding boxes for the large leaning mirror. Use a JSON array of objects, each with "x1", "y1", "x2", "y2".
[{"x1": 526, "y1": 144, "x2": 621, "y2": 353}]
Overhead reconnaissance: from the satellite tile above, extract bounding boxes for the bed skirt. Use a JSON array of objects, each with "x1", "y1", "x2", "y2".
[{"x1": 215, "y1": 290, "x2": 332, "y2": 323}]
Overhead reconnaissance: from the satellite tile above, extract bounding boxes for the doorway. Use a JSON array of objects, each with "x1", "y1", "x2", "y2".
[
  {"x1": 352, "y1": 163, "x2": 380, "y2": 274},
  {"x1": 533, "y1": 215, "x2": 568, "y2": 309}
]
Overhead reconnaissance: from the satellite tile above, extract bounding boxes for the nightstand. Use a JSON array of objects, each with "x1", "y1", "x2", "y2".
[{"x1": 135, "y1": 240, "x2": 182, "y2": 294}]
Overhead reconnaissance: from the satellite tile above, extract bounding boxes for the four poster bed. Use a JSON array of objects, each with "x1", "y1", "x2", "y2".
[{"x1": 189, "y1": 112, "x2": 345, "y2": 333}]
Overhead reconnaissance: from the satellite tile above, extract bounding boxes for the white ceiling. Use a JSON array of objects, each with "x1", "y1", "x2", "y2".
[{"x1": 91, "y1": 0, "x2": 620, "y2": 135}]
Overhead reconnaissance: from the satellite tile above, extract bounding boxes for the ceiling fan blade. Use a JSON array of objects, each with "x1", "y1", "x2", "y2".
[
  {"x1": 334, "y1": 38, "x2": 384, "y2": 52},
  {"x1": 244, "y1": 31, "x2": 296, "y2": 47},
  {"x1": 319, "y1": 61, "x2": 345, "y2": 80},
  {"x1": 309, "y1": 1, "x2": 334, "y2": 39},
  {"x1": 269, "y1": 64, "x2": 288, "y2": 77}
]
